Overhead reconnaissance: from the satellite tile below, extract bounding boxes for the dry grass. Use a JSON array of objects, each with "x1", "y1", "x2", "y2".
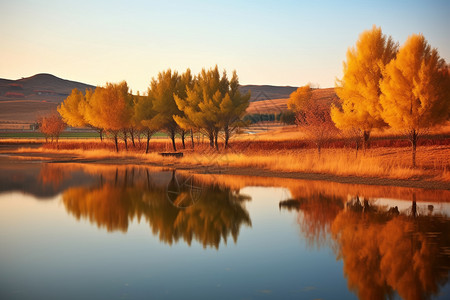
[
  {"x1": 177, "y1": 149, "x2": 425, "y2": 179},
  {"x1": 4, "y1": 125, "x2": 449, "y2": 183},
  {"x1": 13, "y1": 143, "x2": 450, "y2": 182}
]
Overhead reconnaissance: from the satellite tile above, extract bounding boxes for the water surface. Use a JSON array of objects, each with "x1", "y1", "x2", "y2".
[{"x1": 0, "y1": 159, "x2": 449, "y2": 300}]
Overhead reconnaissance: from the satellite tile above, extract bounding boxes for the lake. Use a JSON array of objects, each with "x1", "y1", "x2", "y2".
[{"x1": 0, "y1": 157, "x2": 449, "y2": 300}]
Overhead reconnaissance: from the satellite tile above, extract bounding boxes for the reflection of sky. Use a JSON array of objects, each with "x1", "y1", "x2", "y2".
[{"x1": 0, "y1": 188, "x2": 355, "y2": 300}]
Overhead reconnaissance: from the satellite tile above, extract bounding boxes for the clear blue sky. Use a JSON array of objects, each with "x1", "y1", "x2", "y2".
[{"x1": 1, "y1": 0, "x2": 449, "y2": 93}]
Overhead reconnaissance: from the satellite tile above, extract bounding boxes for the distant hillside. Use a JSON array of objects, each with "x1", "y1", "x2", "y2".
[
  {"x1": 239, "y1": 85, "x2": 298, "y2": 102},
  {"x1": 246, "y1": 88, "x2": 338, "y2": 114},
  {"x1": 0, "y1": 73, "x2": 335, "y2": 125},
  {"x1": 0, "y1": 73, "x2": 95, "y2": 102}
]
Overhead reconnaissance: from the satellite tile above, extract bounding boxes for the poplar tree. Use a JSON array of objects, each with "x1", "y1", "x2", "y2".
[
  {"x1": 134, "y1": 92, "x2": 160, "y2": 153},
  {"x1": 219, "y1": 71, "x2": 250, "y2": 148},
  {"x1": 147, "y1": 70, "x2": 187, "y2": 152},
  {"x1": 59, "y1": 88, "x2": 104, "y2": 141},
  {"x1": 175, "y1": 66, "x2": 249, "y2": 150},
  {"x1": 331, "y1": 25, "x2": 398, "y2": 152},
  {"x1": 58, "y1": 89, "x2": 86, "y2": 127},
  {"x1": 174, "y1": 66, "x2": 223, "y2": 149},
  {"x1": 380, "y1": 34, "x2": 450, "y2": 167},
  {"x1": 88, "y1": 82, "x2": 133, "y2": 152}
]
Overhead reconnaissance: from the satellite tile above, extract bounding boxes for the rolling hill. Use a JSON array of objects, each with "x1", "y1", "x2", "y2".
[
  {"x1": 0, "y1": 74, "x2": 95, "y2": 126},
  {"x1": 240, "y1": 85, "x2": 298, "y2": 102},
  {"x1": 247, "y1": 88, "x2": 338, "y2": 114},
  {"x1": 0, "y1": 73, "x2": 336, "y2": 127}
]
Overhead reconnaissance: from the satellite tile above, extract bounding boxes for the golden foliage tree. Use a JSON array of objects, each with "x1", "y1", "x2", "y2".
[
  {"x1": 87, "y1": 82, "x2": 133, "y2": 152},
  {"x1": 217, "y1": 71, "x2": 250, "y2": 148},
  {"x1": 174, "y1": 66, "x2": 249, "y2": 150},
  {"x1": 380, "y1": 34, "x2": 450, "y2": 167},
  {"x1": 146, "y1": 69, "x2": 189, "y2": 152},
  {"x1": 57, "y1": 88, "x2": 86, "y2": 128},
  {"x1": 287, "y1": 84, "x2": 313, "y2": 119},
  {"x1": 331, "y1": 25, "x2": 398, "y2": 152},
  {"x1": 58, "y1": 88, "x2": 105, "y2": 141},
  {"x1": 174, "y1": 66, "x2": 222, "y2": 149},
  {"x1": 134, "y1": 92, "x2": 160, "y2": 153}
]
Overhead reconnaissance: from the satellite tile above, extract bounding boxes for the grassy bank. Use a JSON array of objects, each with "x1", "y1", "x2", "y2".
[{"x1": 11, "y1": 140, "x2": 450, "y2": 183}]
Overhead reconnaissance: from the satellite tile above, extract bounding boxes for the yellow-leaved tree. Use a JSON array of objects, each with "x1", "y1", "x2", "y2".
[
  {"x1": 380, "y1": 34, "x2": 450, "y2": 167},
  {"x1": 87, "y1": 82, "x2": 133, "y2": 152},
  {"x1": 57, "y1": 89, "x2": 86, "y2": 127},
  {"x1": 58, "y1": 88, "x2": 105, "y2": 141},
  {"x1": 331, "y1": 25, "x2": 398, "y2": 153},
  {"x1": 287, "y1": 84, "x2": 312, "y2": 121},
  {"x1": 133, "y1": 92, "x2": 160, "y2": 153}
]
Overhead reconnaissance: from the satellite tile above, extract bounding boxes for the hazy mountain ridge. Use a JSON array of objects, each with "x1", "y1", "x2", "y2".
[
  {"x1": 0, "y1": 73, "x2": 95, "y2": 102},
  {"x1": 0, "y1": 74, "x2": 337, "y2": 123},
  {"x1": 0, "y1": 74, "x2": 300, "y2": 103}
]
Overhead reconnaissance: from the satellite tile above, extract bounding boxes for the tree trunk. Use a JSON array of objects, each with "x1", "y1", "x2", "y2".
[
  {"x1": 114, "y1": 134, "x2": 119, "y2": 152},
  {"x1": 123, "y1": 130, "x2": 128, "y2": 151},
  {"x1": 355, "y1": 139, "x2": 359, "y2": 158},
  {"x1": 224, "y1": 125, "x2": 230, "y2": 149},
  {"x1": 99, "y1": 128, "x2": 103, "y2": 142},
  {"x1": 214, "y1": 129, "x2": 219, "y2": 150},
  {"x1": 362, "y1": 130, "x2": 370, "y2": 154},
  {"x1": 411, "y1": 129, "x2": 417, "y2": 168},
  {"x1": 137, "y1": 131, "x2": 141, "y2": 148},
  {"x1": 130, "y1": 128, "x2": 135, "y2": 148},
  {"x1": 145, "y1": 130, "x2": 151, "y2": 154},
  {"x1": 190, "y1": 129, "x2": 194, "y2": 149},
  {"x1": 170, "y1": 130, "x2": 177, "y2": 152},
  {"x1": 181, "y1": 130, "x2": 186, "y2": 149},
  {"x1": 208, "y1": 130, "x2": 214, "y2": 148}
]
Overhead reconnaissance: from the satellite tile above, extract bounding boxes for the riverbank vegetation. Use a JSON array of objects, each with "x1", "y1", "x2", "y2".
[{"x1": 13, "y1": 26, "x2": 448, "y2": 181}]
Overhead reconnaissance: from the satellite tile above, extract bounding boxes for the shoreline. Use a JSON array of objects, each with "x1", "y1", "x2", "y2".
[{"x1": 3, "y1": 149, "x2": 450, "y2": 191}]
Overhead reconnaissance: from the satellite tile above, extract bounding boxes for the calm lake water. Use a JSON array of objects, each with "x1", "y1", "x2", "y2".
[{"x1": 0, "y1": 158, "x2": 449, "y2": 300}]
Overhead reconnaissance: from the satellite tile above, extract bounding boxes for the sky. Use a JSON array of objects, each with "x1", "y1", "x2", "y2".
[{"x1": 1, "y1": 0, "x2": 449, "y2": 93}]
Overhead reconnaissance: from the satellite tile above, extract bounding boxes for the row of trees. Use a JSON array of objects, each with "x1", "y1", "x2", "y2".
[
  {"x1": 288, "y1": 26, "x2": 450, "y2": 166},
  {"x1": 58, "y1": 66, "x2": 250, "y2": 152}
]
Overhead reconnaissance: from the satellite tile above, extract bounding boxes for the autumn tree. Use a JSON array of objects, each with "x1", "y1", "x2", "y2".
[
  {"x1": 287, "y1": 84, "x2": 339, "y2": 155},
  {"x1": 380, "y1": 34, "x2": 450, "y2": 167},
  {"x1": 57, "y1": 88, "x2": 85, "y2": 128},
  {"x1": 174, "y1": 67, "x2": 223, "y2": 149},
  {"x1": 176, "y1": 69, "x2": 195, "y2": 148},
  {"x1": 134, "y1": 92, "x2": 160, "y2": 153},
  {"x1": 58, "y1": 88, "x2": 105, "y2": 141},
  {"x1": 331, "y1": 25, "x2": 398, "y2": 152},
  {"x1": 301, "y1": 101, "x2": 339, "y2": 156},
  {"x1": 147, "y1": 70, "x2": 189, "y2": 152},
  {"x1": 287, "y1": 84, "x2": 313, "y2": 123},
  {"x1": 218, "y1": 71, "x2": 250, "y2": 148},
  {"x1": 175, "y1": 66, "x2": 249, "y2": 150},
  {"x1": 87, "y1": 81, "x2": 133, "y2": 152},
  {"x1": 39, "y1": 111, "x2": 66, "y2": 143}
]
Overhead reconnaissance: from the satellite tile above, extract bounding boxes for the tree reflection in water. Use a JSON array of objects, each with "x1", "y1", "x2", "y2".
[
  {"x1": 62, "y1": 168, "x2": 251, "y2": 249},
  {"x1": 281, "y1": 193, "x2": 450, "y2": 300}
]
